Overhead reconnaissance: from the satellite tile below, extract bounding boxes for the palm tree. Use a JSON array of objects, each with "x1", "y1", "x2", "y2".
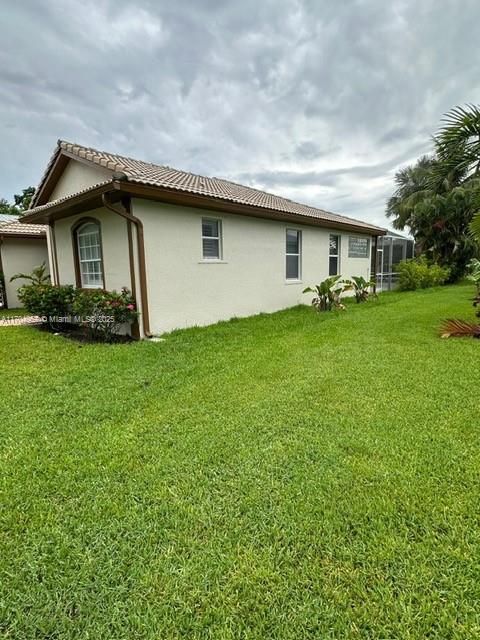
[
  {"x1": 386, "y1": 155, "x2": 437, "y2": 231},
  {"x1": 436, "y1": 106, "x2": 480, "y2": 244}
]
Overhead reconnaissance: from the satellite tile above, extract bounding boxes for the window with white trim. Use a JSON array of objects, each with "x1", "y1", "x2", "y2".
[
  {"x1": 329, "y1": 234, "x2": 340, "y2": 275},
  {"x1": 202, "y1": 218, "x2": 222, "y2": 260},
  {"x1": 76, "y1": 221, "x2": 104, "y2": 288},
  {"x1": 286, "y1": 229, "x2": 301, "y2": 280}
]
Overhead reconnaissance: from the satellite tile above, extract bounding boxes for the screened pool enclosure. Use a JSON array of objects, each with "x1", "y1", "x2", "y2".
[{"x1": 376, "y1": 231, "x2": 415, "y2": 291}]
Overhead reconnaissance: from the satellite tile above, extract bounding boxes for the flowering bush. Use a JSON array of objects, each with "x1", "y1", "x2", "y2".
[
  {"x1": 16, "y1": 276, "x2": 137, "y2": 341},
  {"x1": 72, "y1": 287, "x2": 138, "y2": 341}
]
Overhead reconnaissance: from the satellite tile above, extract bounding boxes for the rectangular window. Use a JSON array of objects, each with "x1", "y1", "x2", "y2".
[
  {"x1": 286, "y1": 229, "x2": 301, "y2": 280},
  {"x1": 348, "y1": 236, "x2": 370, "y2": 258},
  {"x1": 329, "y1": 234, "x2": 340, "y2": 275},
  {"x1": 202, "y1": 218, "x2": 222, "y2": 260}
]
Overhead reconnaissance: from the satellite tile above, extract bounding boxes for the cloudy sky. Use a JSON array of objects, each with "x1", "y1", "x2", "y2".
[{"x1": 1, "y1": 0, "x2": 479, "y2": 226}]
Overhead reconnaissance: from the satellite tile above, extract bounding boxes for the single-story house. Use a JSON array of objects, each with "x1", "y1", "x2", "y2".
[
  {"x1": 0, "y1": 219, "x2": 48, "y2": 308},
  {"x1": 22, "y1": 140, "x2": 386, "y2": 337}
]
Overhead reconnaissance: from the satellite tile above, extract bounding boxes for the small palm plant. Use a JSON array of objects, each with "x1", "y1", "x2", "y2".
[
  {"x1": 303, "y1": 276, "x2": 348, "y2": 312},
  {"x1": 344, "y1": 276, "x2": 377, "y2": 303},
  {"x1": 10, "y1": 261, "x2": 50, "y2": 285}
]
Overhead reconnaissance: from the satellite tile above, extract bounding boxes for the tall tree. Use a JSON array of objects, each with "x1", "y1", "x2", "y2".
[
  {"x1": 0, "y1": 198, "x2": 18, "y2": 216},
  {"x1": 0, "y1": 187, "x2": 36, "y2": 216},
  {"x1": 14, "y1": 186, "x2": 35, "y2": 212}
]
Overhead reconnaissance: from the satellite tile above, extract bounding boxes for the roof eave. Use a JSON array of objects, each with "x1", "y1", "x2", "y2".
[
  {"x1": 117, "y1": 181, "x2": 387, "y2": 236},
  {"x1": 21, "y1": 179, "x2": 386, "y2": 236},
  {"x1": 20, "y1": 183, "x2": 116, "y2": 225},
  {"x1": 0, "y1": 232, "x2": 46, "y2": 239}
]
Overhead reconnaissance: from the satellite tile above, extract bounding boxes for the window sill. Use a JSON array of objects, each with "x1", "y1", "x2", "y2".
[
  {"x1": 285, "y1": 279, "x2": 303, "y2": 285},
  {"x1": 198, "y1": 260, "x2": 228, "y2": 264},
  {"x1": 78, "y1": 285, "x2": 105, "y2": 290}
]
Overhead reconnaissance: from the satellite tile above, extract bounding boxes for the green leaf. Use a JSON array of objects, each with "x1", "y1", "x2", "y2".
[{"x1": 470, "y1": 212, "x2": 480, "y2": 241}]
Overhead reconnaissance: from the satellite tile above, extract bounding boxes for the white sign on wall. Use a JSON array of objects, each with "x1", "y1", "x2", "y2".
[{"x1": 348, "y1": 237, "x2": 370, "y2": 258}]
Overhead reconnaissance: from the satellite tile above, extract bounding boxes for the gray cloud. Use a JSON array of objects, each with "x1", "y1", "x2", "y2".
[
  {"x1": 237, "y1": 141, "x2": 432, "y2": 189},
  {"x1": 1, "y1": 0, "x2": 480, "y2": 227}
]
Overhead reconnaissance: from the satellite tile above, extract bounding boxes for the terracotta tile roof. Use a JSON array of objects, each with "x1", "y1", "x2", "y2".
[
  {"x1": 27, "y1": 140, "x2": 386, "y2": 234},
  {"x1": 0, "y1": 219, "x2": 46, "y2": 237}
]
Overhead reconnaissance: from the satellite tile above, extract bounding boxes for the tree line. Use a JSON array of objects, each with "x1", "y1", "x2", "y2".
[{"x1": 387, "y1": 104, "x2": 480, "y2": 280}]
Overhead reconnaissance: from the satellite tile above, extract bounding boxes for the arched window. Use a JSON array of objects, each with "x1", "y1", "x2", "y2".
[{"x1": 73, "y1": 219, "x2": 104, "y2": 288}]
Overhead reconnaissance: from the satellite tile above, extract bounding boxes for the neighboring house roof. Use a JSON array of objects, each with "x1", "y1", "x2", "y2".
[
  {"x1": 0, "y1": 220, "x2": 46, "y2": 238},
  {"x1": 25, "y1": 140, "x2": 386, "y2": 235},
  {"x1": 0, "y1": 214, "x2": 19, "y2": 223},
  {"x1": 383, "y1": 229, "x2": 414, "y2": 240}
]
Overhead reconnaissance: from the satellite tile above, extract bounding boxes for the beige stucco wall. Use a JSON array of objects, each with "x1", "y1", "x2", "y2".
[
  {"x1": 133, "y1": 199, "x2": 373, "y2": 335},
  {"x1": 1, "y1": 237, "x2": 49, "y2": 308},
  {"x1": 49, "y1": 159, "x2": 112, "y2": 202},
  {"x1": 53, "y1": 207, "x2": 131, "y2": 293}
]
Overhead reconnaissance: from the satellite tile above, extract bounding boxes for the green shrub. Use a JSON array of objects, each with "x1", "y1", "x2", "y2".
[
  {"x1": 397, "y1": 258, "x2": 450, "y2": 291},
  {"x1": 427, "y1": 263, "x2": 450, "y2": 287},
  {"x1": 17, "y1": 284, "x2": 75, "y2": 318}
]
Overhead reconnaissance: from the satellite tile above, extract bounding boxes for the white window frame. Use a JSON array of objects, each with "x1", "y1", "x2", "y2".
[
  {"x1": 286, "y1": 228, "x2": 302, "y2": 281},
  {"x1": 76, "y1": 221, "x2": 104, "y2": 289},
  {"x1": 329, "y1": 234, "x2": 341, "y2": 276},
  {"x1": 201, "y1": 217, "x2": 223, "y2": 261}
]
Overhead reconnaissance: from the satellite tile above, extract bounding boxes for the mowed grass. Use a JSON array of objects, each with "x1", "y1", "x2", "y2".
[{"x1": 1, "y1": 285, "x2": 479, "y2": 639}]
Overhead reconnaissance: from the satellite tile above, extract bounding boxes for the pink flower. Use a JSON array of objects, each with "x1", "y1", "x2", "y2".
[{"x1": 127, "y1": 304, "x2": 135, "y2": 311}]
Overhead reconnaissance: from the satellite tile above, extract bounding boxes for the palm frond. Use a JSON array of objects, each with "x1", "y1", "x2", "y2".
[
  {"x1": 9, "y1": 262, "x2": 49, "y2": 285},
  {"x1": 470, "y1": 212, "x2": 480, "y2": 242},
  {"x1": 440, "y1": 318, "x2": 480, "y2": 338},
  {"x1": 433, "y1": 104, "x2": 480, "y2": 182}
]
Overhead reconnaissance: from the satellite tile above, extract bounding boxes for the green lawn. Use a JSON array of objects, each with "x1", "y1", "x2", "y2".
[{"x1": 1, "y1": 285, "x2": 479, "y2": 639}]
